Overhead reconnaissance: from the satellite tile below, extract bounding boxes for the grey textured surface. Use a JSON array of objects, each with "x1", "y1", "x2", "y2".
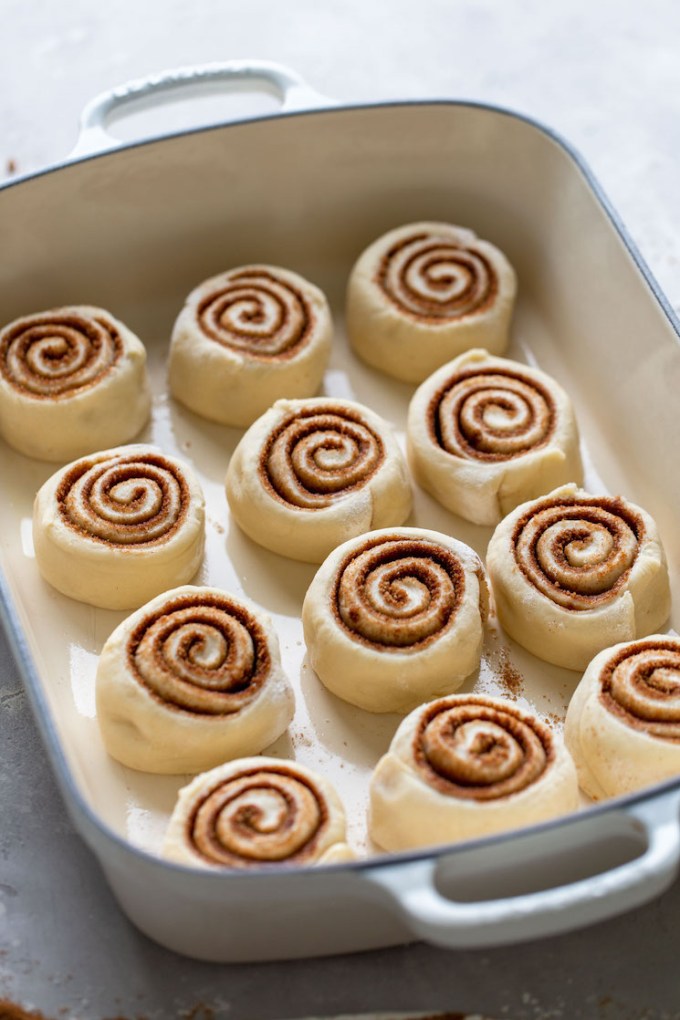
[{"x1": 2, "y1": 2, "x2": 680, "y2": 1017}]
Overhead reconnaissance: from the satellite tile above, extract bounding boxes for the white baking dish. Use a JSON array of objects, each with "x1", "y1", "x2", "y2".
[{"x1": 1, "y1": 61, "x2": 680, "y2": 963}]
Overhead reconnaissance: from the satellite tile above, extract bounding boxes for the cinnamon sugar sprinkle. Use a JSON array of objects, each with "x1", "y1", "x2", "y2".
[{"x1": 497, "y1": 646, "x2": 524, "y2": 701}]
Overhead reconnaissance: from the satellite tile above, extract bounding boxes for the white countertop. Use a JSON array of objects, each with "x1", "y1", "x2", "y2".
[{"x1": 2, "y1": 2, "x2": 680, "y2": 1017}]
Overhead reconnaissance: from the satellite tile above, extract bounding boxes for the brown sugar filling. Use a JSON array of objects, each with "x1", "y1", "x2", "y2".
[
  {"x1": 185, "y1": 765, "x2": 329, "y2": 868},
  {"x1": 332, "y1": 533, "x2": 468, "y2": 651},
  {"x1": 260, "y1": 404, "x2": 385, "y2": 510},
  {"x1": 427, "y1": 367, "x2": 556, "y2": 462},
  {"x1": 375, "y1": 230, "x2": 498, "y2": 322},
  {"x1": 126, "y1": 591, "x2": 270, "y2": 715},
  {"x1": 0, "y1": 312, "x2": 122, "y2": 398},
  {"x1": 196, "y1": 268, "x2": 314, "y2": 360},
  {"x1": 413, "y1": 696, "x2": 553, "y2": 800},
  {"x1": 512, "y1": 495, "x2": 644, "y2": 611},
  {"x1": 599, "y1": 638, "x2": 680, "y2": 740},
  {"x1": 56, "y1": 451, "x2": 190, "y2": 546}
]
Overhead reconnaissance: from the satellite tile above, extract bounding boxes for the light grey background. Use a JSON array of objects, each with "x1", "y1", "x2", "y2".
[{"x1": 2, "y1": 2, "x2": 680, "y2": 1018}]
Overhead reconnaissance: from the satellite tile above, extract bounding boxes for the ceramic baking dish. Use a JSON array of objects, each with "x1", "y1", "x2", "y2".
[{"x1": 1, "y1": 61, "x2": 680, "y2": 963}]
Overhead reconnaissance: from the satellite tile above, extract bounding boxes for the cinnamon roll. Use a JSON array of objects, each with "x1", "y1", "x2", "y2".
[
  {"x1": 346, "y1": 222, "x2": 516, "y2": 383},
  {"x1": 33, "y1": 444, "x2": 205, "y2": 610},
  {"x1": 302, "y1": 527, "x2": 488, "y2": 713},
  {"x1": 225, "y1": 397, "x2": 412, "y2": 563},
  {"x1": 369, "y1": 694, "x2": 579, "y2": 850},
  {"x1": 0, "y1": 306, "x2": 151, "y2": 462},
  {"x1": 565, "y1": 636, "x2": 680, "y2": 799},
  {"x1": 96, "y1": 586, "x2": 295, "y2": 773},
  {"x1": 169, "y1": 265, "x2": 332, "y2": 427},
  {"x1": 407, "y1": 349, "x2": 583, "y2": 525},
  {"x1": 163, "y1": 757, "x2": 353, "y2": 868},
  {"x1": 486, "y1": 484, "x2": 671, "y2": 670}
]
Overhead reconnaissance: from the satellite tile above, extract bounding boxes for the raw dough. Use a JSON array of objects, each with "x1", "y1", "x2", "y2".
[
  {"x1": 226, "y1": 397, "x2": 412, "y2": 563},
  {"x1": 169, "y1": 265, "x2": 332, "y2": 427},
  {"x1": 407, "y1": 349, "x2": 583, "y2": 525},
  {"x1": 0, "y1": 305, "x2": 150, "y2": 462},
  {"x1": 163, "y1": 756, "x2": 354, "y2": 868},
  {"x1": 346, "y1": 222, "x2": 516, "y2": 383},
  {"x1": 33, "y1": 444, "x2": 205, "y2": 610},
  {"x1": 302, "y1": 527, "x2": 488, "y2": 713},
  {"x1": 96, "y1": 586, "x2": 295, "y2": 773},
  {"x1": 369, "y1": 694, "x2": 579, "y2": 850},
  {"x1": 564, "y1": 636, "x2": 680, "y2": 799},
  {"x1": 486, "y1": 483, "x2": 671, "y2": 670}
]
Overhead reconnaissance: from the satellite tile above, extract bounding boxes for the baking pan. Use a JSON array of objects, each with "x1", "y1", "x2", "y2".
[{"x1": 1, "y1": 60, "x2": 680, "y2": 963}]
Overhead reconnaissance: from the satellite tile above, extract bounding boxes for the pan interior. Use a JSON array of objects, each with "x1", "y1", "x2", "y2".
[{"x1": 0, "y1": 102, "x2": 678, "y2": 858}]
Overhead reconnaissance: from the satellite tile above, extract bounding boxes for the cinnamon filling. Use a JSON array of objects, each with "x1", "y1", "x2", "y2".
[
  {"x1": 375, "y1": 230, "x2": 498, "y2": 322},
  {"x1": 413, "y1": 696, "x2": 552, "y2": 800},
  {"x1": 0, "y1": 311, "x2": 122, "y2": 398},
  {"x1": 599, "y1": 638, "x2": 680, "y2": 740},
  {"x1": 196, "y1": 268, "x2": 314, "y2": 360},
  {"x1": 56, "y1": 451, "x2": 190, "y2": 546},
  {"x1": 512, "y1": 495, "x2": 644, "y2": 611},
  {"x1": 260, "y1": 404, "x2": 384, "y2": 509},
  {"x1": 428, "y1": 367, "x2": 556, "y2": 462},
  {"x1": 333, "y1": 533, "x2": 468, "y2": 650},
  {"x1": 185, "y1": 765, "x2": 328, "y2": 867},
  {"x1": 126, "y1": 591, "x2": 270, "y2": 715}
]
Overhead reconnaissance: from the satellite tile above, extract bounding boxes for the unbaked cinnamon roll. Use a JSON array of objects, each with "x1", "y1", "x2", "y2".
[
  {"x1": 369, "y1": 694, "x2": 579, "y2": 850},
  {"x1": 486, "y1": 484, "x2": 671, "y2": 670},
  {"x1": 0, "y1": 306, "x2": 151, "y2": 461},
  {"x1": 565, "y1": 636, "x2": 680, "y2": 799},
  {"x1": 407, "y1": 349, "x2": 583, "y2": 525},
  {"x1": 33, "y1": 444, "x2": 205, "y2": 609},
  {"x1": 225, "y1": 397, "x2": 412, "y2": 563},
  {"x1": 163, "y1": 757, "x2": 353, "y2": 868},
  {"x1": 169, "y1": 265, "x2": 332, "y2": 427},
  {"x1": 302, "y1": 527, "x2": 488, "y2": 713},
  {"x1": 346, "y1": 222, "x2": 516, "y2": 383},
  {"x1": 96, "y1": 586, "x2": 295, "y2": 773}
]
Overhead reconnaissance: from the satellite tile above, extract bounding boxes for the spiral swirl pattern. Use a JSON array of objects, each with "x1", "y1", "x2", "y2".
[
  {"x1": 0, "y1": 310, "x2": 122, "y2": 398},
  {"x1": 186, "y1": 765, "x2": 329, "y2": 867},
  {"x1": 414, "y1": 697, "x2": 551, "y2": 800},
  {"x1": 57, "y1": 450, "x2": 190, "y2": 546},
  {"x1": 513, "y1": 496, "x2": 644, "y2": 611},
  {"x1": 431, "y1": 368, "x2": 555, "y2": 461},
  {"x1": 599, "y1": 639, "x2": 680, "y2": 740},
  {"x1": 334, "y1": 535, "x2": 466, "y2": 648},
  {"x1": 128, "y1": 592, "x2": 269, "y2": 715},
  {"x1": 377, "y1": 230, "x2": 497, "y2": 321},
  {"x1": 196, "y1": 268, "x2": 313, "y2": 359},
  {"x1": 263, "y1": 405, "x2": 385, "y2": 509}
]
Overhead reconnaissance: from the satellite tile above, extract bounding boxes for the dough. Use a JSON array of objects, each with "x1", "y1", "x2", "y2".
[
  {"x1": 0, "y1": 305, "x2": 151, "y2": 462},
  {"x1": 302, "y1": 527, "x2": 488, "y2": 713},
  {"x1": 96, "y1": 586, "x2": 295, "y2": 773},
  {"x1": 486, "y1": 484, "x2": 671, "y2": 670},
  {"x1": 346, "y1": 222, "x2": 516, "y2": 383},
  {"x1": 169, "y1": 265, "x2": 332, "y2": 427},
  {"x1": 407, "y1": 349, "x2": 583, "y2": 526},
  {"x1": 226, "y1": 397, "x2": 412, "y2": 563},
  {"x1": 564, "y1": 636, "x2": 680, "y2": 799},
  {"x1": 33, "y1": 444, "x2": 205, "y2": 610},
  {"x1": 369, "y1": 694, "x2": 579, "y2": 851},
  {"x1": 163, "y1": 756, "x2": 354, "y2": 868}
]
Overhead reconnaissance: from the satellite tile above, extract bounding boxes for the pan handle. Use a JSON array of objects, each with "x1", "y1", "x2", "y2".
[
  {"x1": 70, "y1": 60, "x2": 335, "y2": 159},
  {"x1": 360, "y1": 788, "x2": 680, "y2": 949}
]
